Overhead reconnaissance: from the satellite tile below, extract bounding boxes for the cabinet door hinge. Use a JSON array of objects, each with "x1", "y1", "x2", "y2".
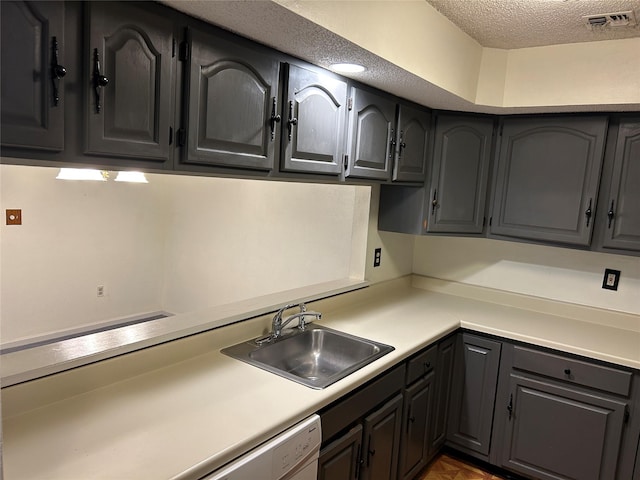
[
  {"x1": 179, "y1": 41, "x2": 189, "y2": 62},
  {"x1": 347, "y1": 97, "x2": 353, "y2": 111},
  {"x1": 489, "y1": 216, "x2": 493, "y2": 226},
  {"x1": 176, "y1": 128, "x2": 186, "y2": 147}
]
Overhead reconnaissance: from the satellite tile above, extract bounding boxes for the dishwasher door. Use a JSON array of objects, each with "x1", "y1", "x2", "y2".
[{"x1": 204, "y1": 414, "x2": 321, "y2": 480}]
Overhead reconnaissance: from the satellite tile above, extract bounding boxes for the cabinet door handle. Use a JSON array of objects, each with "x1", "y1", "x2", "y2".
[
  {"x1": 286, "y1": 101, "x2": 297, "y2": 141},
  {"x1": 507, "y1": 393, "x2": 513, "y2": 420},
  {"x1": 51, "y1": 36, "x2": 66, "y2": 107},
  {"x1": 607, "y1": 200, "x2": 615, "y2": 229},
  {"x1": 366, "y1": 435, "x2": 375, "y2": 466},
  {"x1": 355, "y1": 443, "x2": 363, "y2": 479},
  {"x1": 92, "y1": 48, "x2": 109, "y2": 114},
  {"x1": 269, "y1": 97, "x2": 281, "y2": 141},
  {"x1": 388, "y1": 128, "x2": 396, "y2": 160},
  {"x1": 398, "y1": 130, "x2": 406, "y2": 157},
  {"x1": 584, "y1": 198, "x2": 593, "y2": 227},
  {"x1": 564, "y1": 368, "x2": 571, "y2": 376},
  {"x1": 431, "y1": 189, "x2": 438, "y2": 214}
]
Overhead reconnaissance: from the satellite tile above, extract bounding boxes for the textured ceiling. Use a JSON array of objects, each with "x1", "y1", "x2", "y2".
[
  {"x1": 426, "y1": 0, "x2": 640, "y2": 49},
  {"x1": 161, "y1": 0, "x2": 640, "y2": 113}
]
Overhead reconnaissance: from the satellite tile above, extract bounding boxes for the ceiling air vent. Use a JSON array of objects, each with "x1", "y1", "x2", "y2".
[{"x1": 583, "y1": 11, "x2": 637, "y2": 30}]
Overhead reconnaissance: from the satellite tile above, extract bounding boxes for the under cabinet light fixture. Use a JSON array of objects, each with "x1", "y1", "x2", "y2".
[
  {"x1": 56, "y1": 168, "x2": 148, "y2": 183},
  {"x1": 330, "y1": 63, "x2": 366, "y2": 73},
  {"x1": 114, "y1": 171, "x2": 148, "y2": 183},
  {"x1": 56, "y1": 168, "x2": 107, "y2": 181}
]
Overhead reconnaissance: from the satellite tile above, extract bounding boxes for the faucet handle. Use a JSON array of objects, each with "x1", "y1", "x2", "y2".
[{"x1": 300, "y1": 302, "x2": 307, "y2": 313}]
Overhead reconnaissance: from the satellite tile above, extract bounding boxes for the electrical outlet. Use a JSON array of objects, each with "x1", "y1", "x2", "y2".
[
  {"x1": 373, "y1": 248, "x2": 382, "y2": 267},
  {"x1": 602, "y1": 269, "x2": 620, "y2": 291},
  {"x1": 97, "y1": 285, "x2": 105, "y2": 297}
]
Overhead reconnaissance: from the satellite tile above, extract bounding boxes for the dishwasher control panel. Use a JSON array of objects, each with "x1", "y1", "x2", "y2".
[{"x1": 204, "y1": 414, "x2": 321, "y2": 480}]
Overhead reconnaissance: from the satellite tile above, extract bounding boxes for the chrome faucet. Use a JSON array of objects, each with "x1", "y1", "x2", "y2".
[{"x1": 270, "y1": 303, "x2": 322, "y2": 339}]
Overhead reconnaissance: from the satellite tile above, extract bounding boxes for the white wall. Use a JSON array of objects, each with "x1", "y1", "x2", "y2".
[
  {"x1": 364, "y1": 185, "x2": 414, "y2": 284},
  {"x1": 0, "y1": 165, "x2": 369, "y2": 344},
  {"x1": 413, "y1": 236, "x2": 640, "y2": 315},
  {"x1": 275, "y1": 0, "x2": 640, "y2": 110}
]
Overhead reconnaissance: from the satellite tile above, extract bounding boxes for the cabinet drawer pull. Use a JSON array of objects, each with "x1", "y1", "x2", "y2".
[
  {"x1": 92, "y1": 48, "x2": 109, "y2": 114},
  {"x1": 564, "y1": 368, "x2": 571, "y2": 376},
  {"x1": 51, "y1": 36, "x2": 66, "y2": 107},
  {"x1": 424, "y1": 361, "x2": 432, "y2": 370}
]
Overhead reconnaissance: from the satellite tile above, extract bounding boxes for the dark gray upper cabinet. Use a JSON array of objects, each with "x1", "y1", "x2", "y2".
[
  {"x1": 1, "y1": 1, "x2": 65, "y2": 151},
  {"x1": 392, "y1": 104, "x2": 430, "y2": 183},
  {"x1": 86, "y1": 2, "x2": 175, "y2": 163},
  {"x1": 490, "y1": 116, "x2": 608, "y2": 246},
  {"x1": 346, "y1": 86, "x2": 397, "y2": 180},
  {"x1": 447, "y1": 333, "x2": 501, "y2": 460},
  {"x1": 182, "y1": 28, "x2": 280, "y2": 171},
  {"x1": 428, "y1": 114, "x2": 494, "y2": 234},
  {"x1": 280, "y1": 64, "x2": 347, "y2": 175},
  {"x1": 599, "y1": 118, "x2": 640, "y2": 253}
]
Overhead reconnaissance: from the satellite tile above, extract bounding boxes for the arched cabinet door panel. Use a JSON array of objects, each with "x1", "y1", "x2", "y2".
[
  {"x1": 183, "y1": 28, "x2": 280, "y2": 171},
  {"x1": 281, "y1": 64, "x2": 347, "y2": 175},
  {"x1": 1, "y1": 1, "x2": 65, "y2": 151},
  {"x1": 86, "y1": 2, "x2": 175, "y2": 163},
  {"x1": 601, "y1": 119, "x2": 640, "y2": 252},
  {"x1": 393, "y1": 104, "x2": 430, "y2": 183},
  {"x1": 346, "y1": 87, "x2": 396, "y2": 181},
  {"x1": 428, "y1": 114, "x2": 494, "y2": 234},
  {"x1": 490, "y1": 116, "x2": 608, "y2": 246}
]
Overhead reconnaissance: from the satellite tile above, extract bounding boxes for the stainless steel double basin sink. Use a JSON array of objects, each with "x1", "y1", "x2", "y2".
[{"x1": 221, "y1": 324, "x2": 394, "y2": 389}]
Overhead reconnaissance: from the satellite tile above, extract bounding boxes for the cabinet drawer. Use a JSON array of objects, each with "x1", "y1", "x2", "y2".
[
  {"x1": 512, "y1": 345, "x2": 632, "y2": 396},
  {"x1": 406, "y1": 344, "x2": 438, "y2": 385}
]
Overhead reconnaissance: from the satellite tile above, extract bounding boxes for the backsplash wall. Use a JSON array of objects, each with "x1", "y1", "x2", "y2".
[
  {"x1": 413, "y1": 236, "x2": 640, "y2": 315},
  {"x1": 0, "y1": 165, "x2": 369, "y2": 344}
]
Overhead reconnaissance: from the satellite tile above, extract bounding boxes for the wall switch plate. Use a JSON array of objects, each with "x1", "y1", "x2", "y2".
[
  {"x1": 373, "y1": 248, "x2": 381, "y2": 267},
  {"x1": 602, "y1": 269, "x2": 621, "y2": 291}
]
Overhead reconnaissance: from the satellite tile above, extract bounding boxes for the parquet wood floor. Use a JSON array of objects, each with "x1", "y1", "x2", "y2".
[{"x1": 415, "y1": 453, "x2": 507, "y2": 480}]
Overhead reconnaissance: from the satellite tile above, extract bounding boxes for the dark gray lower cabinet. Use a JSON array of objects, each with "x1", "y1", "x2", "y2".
[
  {"x1": 361, "y1": 394, "x2": 403, "y2": 480},
  {"x1": 429, "y1": 335, "x2": 456, "y2": 455},
  {"x1": 501, "y1": 374, "x2": 627, "y2": 480},
  {"x1": 318, "y1": 394, "x2": 403, "y2": 480},
  {"x1": 398, "y1": 345, "x2": 438, "y2": 480},
  {"x1": 492, "y1": 343, "x2": 640, "y2": 480},
  {"x1": 446, "y1": 333, "x2": 501, "y2": 459},
  {"x1": 318, "y1": 424, "x2": 362, "y2": 480},
  {"x1": 318, "y1": 365, "x2": 404, "y2": 480}
]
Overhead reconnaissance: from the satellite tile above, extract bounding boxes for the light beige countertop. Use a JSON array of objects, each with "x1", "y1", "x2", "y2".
[{"x1": 2, "y1": 276, "x2": 639, "y2": 479}]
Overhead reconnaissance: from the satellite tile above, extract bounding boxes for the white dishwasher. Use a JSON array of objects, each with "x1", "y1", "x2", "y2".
[{"x1": 204, "y1": 414, "x2": 322, "y2": 480}]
